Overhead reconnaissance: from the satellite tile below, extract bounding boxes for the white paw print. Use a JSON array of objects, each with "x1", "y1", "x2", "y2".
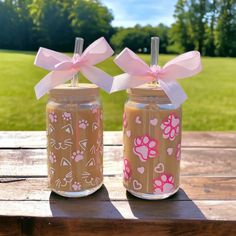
[
  {"x1": 62, "y1": 112, "x2": 71, "y2": 121},
  {"x1": 79, "y1": 119, "x2": 89, "y2": 129},
  {"x1": 72, "y1": 182, "x2": 81, "y2": 191},
  {"x1": 49, "y1": 152, "x2": 56, "y2": 163},
  {"x1": 49, "y1": 112, "x2": 57, "y2": 123},
  {"x1": 71, "y1": 150, "x2": 84, "y2": 162}
]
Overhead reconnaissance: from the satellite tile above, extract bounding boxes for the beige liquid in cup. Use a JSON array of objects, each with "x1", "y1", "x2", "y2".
[
  {"x1": 46, "y1": 84, "x2": 103, "y2": 197},
  {"x1": 123, "y1": 84, "x2": 182, "y2": 199}
]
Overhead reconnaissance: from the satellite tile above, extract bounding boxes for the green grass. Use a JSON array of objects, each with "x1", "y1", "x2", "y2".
[{"x1": 0, "y1": 50, "x2": 235, "y2": 131}]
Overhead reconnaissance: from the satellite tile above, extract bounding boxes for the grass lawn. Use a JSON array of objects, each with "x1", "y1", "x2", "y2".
[{"x1": 0, "y1": 50, "x2": 235, "y2": 131}]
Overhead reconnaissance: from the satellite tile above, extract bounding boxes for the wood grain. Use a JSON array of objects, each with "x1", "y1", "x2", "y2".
[
  {"x1": 0, "y1": 131, "x2": 236, "y2": 148},
  {"x1": 0, "y1": 177, "x2": 235, "y2": 201},
  {"x1": 0, "y1": 147, "x2": 235, "y2": 177}
]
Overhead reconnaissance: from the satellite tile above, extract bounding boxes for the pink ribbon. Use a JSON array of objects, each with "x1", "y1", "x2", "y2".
[
  {"x1": 112, "y1": 48, "x2": 202, "y2": 107},
  {"x1": 34, "y1": 37, "x2": 114, "y2": 99}
]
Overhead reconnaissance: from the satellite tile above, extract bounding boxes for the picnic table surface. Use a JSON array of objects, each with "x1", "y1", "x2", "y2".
[{"x1": 0, "y1": 131, "x2": 236, "y2": 235}]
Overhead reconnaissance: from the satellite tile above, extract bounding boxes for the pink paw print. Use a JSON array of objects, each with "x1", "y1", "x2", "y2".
[
  {"x1": 123, "y1": 158, "x2": 132, "y2": 181},
  {"x1": 72, "y1": 182, "x2": 81, "y2": 191},
  {"x1": 62, "y1": 112, "x2": 71, "y2": 121},
  {"x1": 79, "y1": 119, "x2": 89, "y2": 129},
  {"x1": 49, "y1": 112, "x2": 57, "y2": 123},
  {"x1": 161, "y1": 113, "x2": 180, "y2": 141},
  {"x1": 133, "y1": 135, "x2": 158, "y2": 162},
  {"x1": 123, "y1": 112, "x2": 127, "y2": 128},
  {"x1": 49, "y1": 152, "x2": 56, "y2": 164},
  {"x1": 71, "y1": 150, "x2": 84, "y2": 162},
  {"x1": 176, "y1": 143, "x2": 181, "y2": 161},
  {"x1": 153, "y1": 174, "x2": 175, "y2": 194},
  {"x1": 91, "y1": 104, "x2": 98, "y2": 114}
]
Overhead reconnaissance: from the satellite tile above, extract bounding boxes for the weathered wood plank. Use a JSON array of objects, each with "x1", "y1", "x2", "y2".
[
  {"x1": 0, "y1": 200, "x2": 235, "y2": 221},
  {"x1": 0, "y1": 131, "x2": 236, "y2": 148},
  {"x1": 0, "y1": 177, "x2": 235, "y2": 201},
  {"x1": 0, "y1": 147, "x2": 235, "y2": 177},
  {"x1": 1, "y1": 217, "x2": 235, "y2": 236}
]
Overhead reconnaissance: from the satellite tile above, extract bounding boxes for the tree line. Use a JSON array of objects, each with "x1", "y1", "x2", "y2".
[{"x1": 0, "y1": 0, "x2": 235, "y2": 56}]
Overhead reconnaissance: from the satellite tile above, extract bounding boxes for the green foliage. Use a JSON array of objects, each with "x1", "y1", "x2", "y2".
[{"x1": 0, "y1": 51, "x2": 236, "y2": 131}]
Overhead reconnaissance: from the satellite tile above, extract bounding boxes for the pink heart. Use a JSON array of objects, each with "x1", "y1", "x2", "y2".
[
  {"x1": 150, "y1": 118, "x2": 158, "y2": 126},
  {"x1": 167, "y1": 148, "x2": 173, "y2": 155},
  {"x1": 135, "y1": 116, "x2": 141, "y2": 124},
  {"x1": 133, "y1": 180, "x2": 142, "y2": 190},
  {"x1": 137, "y1": 167, "x2": 144, "y2": 174},
  {"x1": 126, "y1": 130, "x2": 131, "y2": 138},
  {"x1": 154, "y1": 163, "x2": 164, "y2": 173}
]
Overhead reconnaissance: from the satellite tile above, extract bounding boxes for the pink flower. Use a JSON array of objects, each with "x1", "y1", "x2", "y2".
[
  {"x1": 123, "y1": 159, "x2": 132, "y2": 181},
  {"x1": 133, "y1": 135, "x2": 158, "y2": 162},
  {"x1": 176, "y1": 143, "x2": 181, "y2": 161},
  {"x1": 161, "y1": 113, "x2": 180, "y2": 141}
]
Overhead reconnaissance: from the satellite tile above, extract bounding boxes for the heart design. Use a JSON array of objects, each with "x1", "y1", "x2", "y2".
[
  {"x1": 154, "y1": 163, "x2": 164, "y2": 173},
  {"x1": 150, "y1": 118, "x2": 158, "y2": 126},
  {"x1": 135, "y1": 116, "x2": 141, "y2": 124},
  {"x1": 133, "y1": 180, "x2": 142, "y2": 190},
  {"x1": 137, "y1": 167, "x2": 144, "y2": 174},
  {"x1": 126, "y1": 130, "x2": 131, "y2": 138},
  {"x1": 167, "y1": 148, "x2": 173, "y2": 155},
  {"x1": 172, "y1": 117, "x2": 180, "y2": 127}
]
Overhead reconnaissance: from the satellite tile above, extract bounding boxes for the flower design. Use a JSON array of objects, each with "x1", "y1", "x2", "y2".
[
  {"x1": 62, "y1": 112, "x2": 72, "y2": 121},
  {"x1": 123, "y1": 112, "x2": 127, "y2": 128},
  {"x1": 49, "y1": 152, "x2": 56, "y2": 164},
  {"x1": 72, "y1": 182, "x2": 81, "y2": 191},
  {"x1": 153, "y1": 174, "x2": 175, "y2": 194},
  {"x1": 49, "y1": 112, "x2": 57, "y2": 123},
  {"x1": 161, "y1": 114, "x2": 180, "y2": 141},
  {"x1": 133, "y1": 135, "x2": 158, "y2": 162},
  {"x1": 71, "y1": 150, "x2": 84, "y2": 162},
  {"x1": 123, "y1": 159, "x2": 132, "y2": 181},
  {"x1": 176, "y1": 143, "x2": 181, "y2": 161}
]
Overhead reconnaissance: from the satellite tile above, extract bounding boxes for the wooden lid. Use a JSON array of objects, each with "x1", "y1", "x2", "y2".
[
  {"x1": 49, "y1": 83, "x2": 99, "y2": 97},
  {"x1": 127, "y1": 83, "x2": 167, "y2": 97}
]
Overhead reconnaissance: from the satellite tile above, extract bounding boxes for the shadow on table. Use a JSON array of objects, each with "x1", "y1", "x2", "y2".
[
  {"x1": 126, "y1": 188, "x2": 206, "y2": 220},
  {"x1": 49, "y1": 184, "x2": 124, "y2": 219}
]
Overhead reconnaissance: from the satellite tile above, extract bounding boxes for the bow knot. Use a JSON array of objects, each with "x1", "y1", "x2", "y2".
[
  {"x1": 34, "y1": 37, "x2": 115, "y2": 99},
  {"x1": 149, "y1": 65, "x2": 163, "y2": 80}
]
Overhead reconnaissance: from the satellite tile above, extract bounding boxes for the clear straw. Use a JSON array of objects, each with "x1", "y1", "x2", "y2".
[
  {"x1": 71, "y1": 37, "x2": 84, "y2": 87},
  {"x1": 150, "y1": 37, "x2": 159, "y2": 86}
]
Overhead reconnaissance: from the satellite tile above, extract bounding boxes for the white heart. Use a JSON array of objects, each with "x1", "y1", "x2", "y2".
[
  {"x1": 137, "y1": 167, "x2": 144, "y2": 174},
  {"x1": 167, "y1": 148, "x2": 173, "y2": 155},
  {"x1": 126, "y1": 130, "x2": 131, "y2": 138},
  {"x1": 150, "y1": 118, "x2": 158, "y2": 126},
  {"x1": 133, "y1": 180, "x2": 142, "y2": 190},
  {"x1": 154, "y1": 163, "x2": 164, "y2": 173},
  {"x1": 135, "y1": 116, "x2": 141, "y2": 124}
]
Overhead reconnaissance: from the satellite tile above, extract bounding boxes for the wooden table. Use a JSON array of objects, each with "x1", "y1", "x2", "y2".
[{"x1": 0, "y1": 131, "x2": 236, "y2": 235}]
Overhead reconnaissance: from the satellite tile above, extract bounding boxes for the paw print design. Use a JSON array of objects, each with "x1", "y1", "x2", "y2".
[
  {"x1": 79, "y1": 119, "x2": 89, "y2": 129},
  {"x1": 71, "y1": 150, "x2": 84, "y2": 162},
  {"x1": 49, "y1": 112, "x2": 57, "y2": 123},
  {"x1": 153, "y1": 174, "x2": 175, "y2": 194},
  {"x1": 123, "y1": 158, "x2": 132, "y2": 181},
  {"x1": 62, "y1": 112, "x2": 72, "y2": 121},
  {"x1": 49, "y1": 152, "x2": 56, "y2": 164},
  {"x1": 72, "y1": 182, "x2": 81, "y2": 191},
  {"x1": 161, "y1": 113, "x2": 180, "y2": 141},
  {"x1": 133, "y1": 135, "x2": 158, "y2": 162},
  {"x1": 176, "y1": 143, "x2": 181, "y2": 161},
  {"x1": 123, "y1": 112, "x2": 127, "y2": 128},
  {"x1": 91, "y1": 104, "x2": 98, "y2": 114}
]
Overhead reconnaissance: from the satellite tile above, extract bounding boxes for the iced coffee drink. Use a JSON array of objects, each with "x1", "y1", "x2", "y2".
[
  {"x1": 46, "y1": 83, "x2": 103, "y2": 197},
  {"x1": 123, "y1": 84, "x2": 182, "y2": 199}
]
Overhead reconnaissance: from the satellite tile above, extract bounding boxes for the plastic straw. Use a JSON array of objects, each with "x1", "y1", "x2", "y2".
[
  {"x1": 151, "y1": 37, "x2": 159, "y2": 66},
  {"x1": 71, "y1": 37, "x2": 84, "y2": 87}
]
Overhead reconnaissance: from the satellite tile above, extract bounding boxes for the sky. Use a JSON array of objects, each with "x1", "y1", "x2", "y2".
[{"x1": 100, "y1": 0, "x2": 177, "y2": 27}]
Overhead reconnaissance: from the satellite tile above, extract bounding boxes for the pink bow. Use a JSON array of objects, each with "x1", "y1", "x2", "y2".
[
  {"x1": 112, "y1": 48, "x2": 202, "y2": 107},
  {"x1": 34, "y1": 37, "x2": 114, "y2": 99}
]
